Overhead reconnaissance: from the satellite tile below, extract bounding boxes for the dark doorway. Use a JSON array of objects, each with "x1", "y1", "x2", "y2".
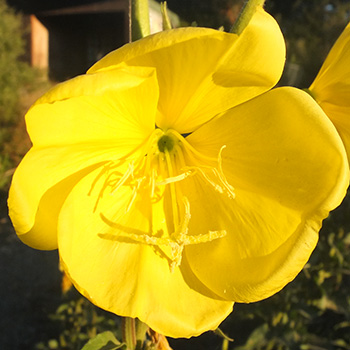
[{"x1": 39, "y1": 12, "x2": 126, "y2": 81}]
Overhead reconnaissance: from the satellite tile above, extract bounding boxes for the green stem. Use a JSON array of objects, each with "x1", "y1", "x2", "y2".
[
  {"x1": 130, "y1": 0, "x2": 151, "y2": 41},
  {"x1": 230, "y1": 0, "x2": 266, "y2": 35},
  {"x1": 122, "y1": 317, "x2": 149, "y2": 350},
  {"x1": 122, "y1": 317, "x2": 136, "y2": 350}
]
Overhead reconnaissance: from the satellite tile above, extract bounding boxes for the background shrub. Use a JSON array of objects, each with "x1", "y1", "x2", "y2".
[{"x1": 0, "y1": 0, "x2": 36, "y2": 189}]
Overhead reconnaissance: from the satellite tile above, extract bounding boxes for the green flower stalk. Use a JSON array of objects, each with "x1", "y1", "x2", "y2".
[
  {"x1": 231, "y1": 0, "x2": 266, "y2": 34},
  {"x1": 130, "y1": 0, "x2": 150, "y2": 41}
]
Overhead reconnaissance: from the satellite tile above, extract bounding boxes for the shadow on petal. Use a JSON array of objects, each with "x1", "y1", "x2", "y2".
[{"x1": 18, "y1": 163, "x2": 104, "y2": 250}]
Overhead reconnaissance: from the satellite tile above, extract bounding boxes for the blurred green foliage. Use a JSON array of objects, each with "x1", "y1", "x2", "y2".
[
  {"x1": 0, "y1": 0, "x2": 36, "y2": 189},
  {"x1": 0, "y1": 0, "x2": 34, "y2": 123},
  {"x1": 270, "y1": 0, "x2": 350, "y2": 87},
  {"x1": 34, "y1": 289, "x2": 121, "y2": 350}
]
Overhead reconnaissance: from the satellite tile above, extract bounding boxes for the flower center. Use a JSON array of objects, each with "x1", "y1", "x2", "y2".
[
  {"x1": 91, "y1": 128, "x2": 234, "y2": 271},
  {"x1": 157, "y1": 134, "x2": 175, "y2": 153}
]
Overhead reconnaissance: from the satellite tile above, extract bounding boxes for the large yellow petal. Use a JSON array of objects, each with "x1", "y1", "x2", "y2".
[
  {"x1": 183, "y1": 87, "x2": 349, "y2": 302},
  {"x1": 57, "y1": 167, "x2": 233, "y2": 338},
  {"x1": 8, "y1": 68, "x2": 159, "y2": 249},
  {"x1": 310, "y1": 23, "x2": 350, "y2": 88},
  {"x1": 315, "y1": 100, "x2": 350, "y2": 162},
  {"x1": 89, "y1": 8, "x2": 285, "y2": 133},
  {"x1": 27, "y1": 67, "x2": 158, "y2": 148},
  {"x1": 309, "y1": 22, "x2": 350, "y2": 161},
  {"x1": 182, "y1": 181, "x2": 319, "y2": 301},
  {"x1": 8, "y1": 145, "x2": 131, "y2": 249}
]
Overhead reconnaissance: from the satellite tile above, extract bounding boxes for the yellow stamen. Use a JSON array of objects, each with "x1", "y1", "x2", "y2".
[
  {"x1": 164, "y1": 148, "x2": 180, "y2": 233},
  {"x1": 92, "y1": 128, "x2": 234, "y2": 271}
]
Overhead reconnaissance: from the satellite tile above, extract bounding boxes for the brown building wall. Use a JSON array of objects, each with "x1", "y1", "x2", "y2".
[
  {"x1": 28, "y1": 0, "x2": 179, "y2": 81},
  {"x1": 30, "y1": 15, "x2": 49, "y2": 69},
  {"x1": 30, "y1": 0, "x2": 129, "y2": 81}
]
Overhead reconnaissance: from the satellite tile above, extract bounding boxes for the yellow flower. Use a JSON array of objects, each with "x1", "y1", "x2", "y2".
[
  {"x1": 8, "y1": 8, "x2": 349, "y2": 337},
  {"x1": 309, "y1": 22, "x2": 350, "y2": 161}
]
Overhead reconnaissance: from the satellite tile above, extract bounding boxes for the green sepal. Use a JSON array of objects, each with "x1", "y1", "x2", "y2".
[
  {"x1": 135, "y1": 319, "x2": 150, "y2": 350},
  {"x1": 122, "y1": 317, "x2": 149, "y2": 350},
  {"x1": 161, "y1": 2, "x2": 172, "y2": 30}
]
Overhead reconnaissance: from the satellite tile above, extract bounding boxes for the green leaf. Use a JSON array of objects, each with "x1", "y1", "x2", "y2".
[{"x1": 81, "y1": 331, "x2": 125, "y2": 350}]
